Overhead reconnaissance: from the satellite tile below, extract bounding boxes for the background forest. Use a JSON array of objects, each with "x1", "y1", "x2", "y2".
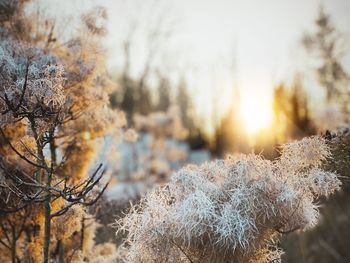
[{"x1": 0, "y1": 0, "x2": 349, "y2": 262}]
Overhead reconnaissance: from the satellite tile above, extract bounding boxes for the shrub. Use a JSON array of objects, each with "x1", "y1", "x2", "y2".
[{"x1": 116, "y1": 136, "x2": 341, "y2": 263}]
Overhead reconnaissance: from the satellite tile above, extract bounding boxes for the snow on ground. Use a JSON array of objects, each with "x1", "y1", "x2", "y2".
[{"x1": 103, "y1": 132, "x2": 211, "y2": 200}]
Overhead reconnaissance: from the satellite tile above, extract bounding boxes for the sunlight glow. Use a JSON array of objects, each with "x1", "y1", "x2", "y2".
[{"x1": 239, "y1": 95, "x2": 273, "y2": 135}]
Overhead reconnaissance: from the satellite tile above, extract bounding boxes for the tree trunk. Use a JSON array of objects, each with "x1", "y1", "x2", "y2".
[
  {"x1": 80, "y1": 216, "x2": 85, "y2": 252},
  {"x1": 42, "y1": 171, "x2": 52, "y2": 263},
  {"x1": 11, "y1": 225, "x2": 16, "y2": 263},
  {"x1": 40, "y1": 125, "x2": 56, "y2": 263},
  {"x1": 57, "y1": 240, "x2": 65, "y2": 263}
]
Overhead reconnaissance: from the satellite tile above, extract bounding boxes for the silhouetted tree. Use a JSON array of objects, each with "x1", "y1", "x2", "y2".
[
  {"x1": 302, "y1": 7, "x2": 350, "y2": 109},
  {"x1": 155, "y1": 76, "x2": 171, "y2": 112},
  {"x1": 273, "y1": 77, "x2": 315, "y2": 141},
  {"x1": 176, "y1": 79, "x2": 194, "y2": 132}
]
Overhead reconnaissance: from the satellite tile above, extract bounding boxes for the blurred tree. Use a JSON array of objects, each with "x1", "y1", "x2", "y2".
[
  {"x1": 119, "y1": 76, "x2": 138, "y2": 120},
  {"x1": 302, "y1": 6, "x2": 350, "y2": 112},
  {"x1": 175, "y1": 78, "x2": 207, "y2": 149},
  {"x1": 290, "y1": 76, "x2": 311, "y2": 134},
  {"x1": 111, "y1": 1, "x2": 174, "y2": 119},
  {"x1": 155, "y1": 75, "x2": 171, "y2": 112},
  {"x1": 273, "y1": 76, "x2": 315, "y2": 140},
  {"x1": 176, "y1": 79, "x2": 192, "y2": 130},
  {"x1": 213, "y1": 108, "x2": 238, "y2": 156},
  {"x1": 212, "y1": 86, "x2": 243, "y2": 156}
]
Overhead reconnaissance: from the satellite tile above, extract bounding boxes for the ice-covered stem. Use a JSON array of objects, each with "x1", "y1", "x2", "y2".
[{"x1": 116, "y1": 135, "x2": 342, "y2": 263}]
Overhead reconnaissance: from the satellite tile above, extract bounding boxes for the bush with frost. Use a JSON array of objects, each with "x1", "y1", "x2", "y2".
[
  {"x1": 0, "y1": 1, "x2": 125, "y2": 262},
  {"x1": 116, "y1": 136, "x2": 341, "y2": 263}
]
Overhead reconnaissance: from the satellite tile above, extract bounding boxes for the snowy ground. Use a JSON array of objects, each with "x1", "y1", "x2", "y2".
[{"x1": 103, "y1": 133, "x2": 211, "y2": 200}]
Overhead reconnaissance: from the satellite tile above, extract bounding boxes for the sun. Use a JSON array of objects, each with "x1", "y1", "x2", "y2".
[{"x1": 239, "y1": 94, "x2": 273, "y2": 135}]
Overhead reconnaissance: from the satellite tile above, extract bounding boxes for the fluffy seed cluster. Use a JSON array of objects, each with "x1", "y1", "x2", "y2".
[
  {"x1": 0, "y1": 41, "x2": 66, "y2": 118},
  {"x1": 116, "y1": 136, "x2": 341, "y2": 263}
]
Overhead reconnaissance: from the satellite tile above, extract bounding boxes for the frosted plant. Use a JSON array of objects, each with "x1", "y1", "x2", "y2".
[
  {"x1": 0, "y1": 1, "x2": 125, "y2": 262},
  {"x1": 116, "y1": 136, "x2": 341, "y2": 263},
  {"x1": 0, "y1": 41, "x2": 66, "y2": 118}
]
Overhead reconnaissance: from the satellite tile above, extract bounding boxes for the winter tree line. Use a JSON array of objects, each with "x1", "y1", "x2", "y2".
[{"x1": 0, "y1": 1, "x2": 349, "y2": 263}]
